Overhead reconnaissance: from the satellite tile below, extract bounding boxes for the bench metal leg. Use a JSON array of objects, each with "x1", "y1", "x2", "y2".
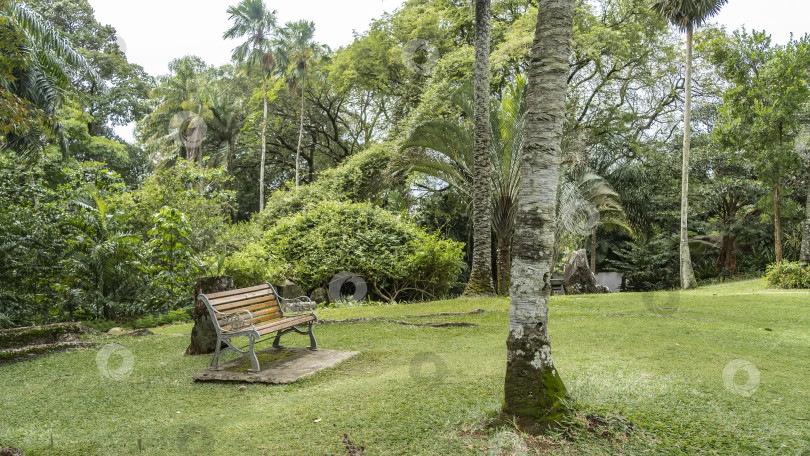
[
  {"x1": 307, "y1": 321, "x2": 318, "y2": 350},
  {"x1": 211, "y1": 339, "x2": 222, "y2": 369},
  {"x1": 247, "y1": 335, "x2": 260, "y2": 373},
  {"x1": 272, "y1": 331, "x2": 284, "y2": 349}
]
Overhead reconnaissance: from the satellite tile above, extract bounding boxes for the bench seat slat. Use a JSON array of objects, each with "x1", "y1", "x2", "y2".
[
  {"x1": 204, "y1": 283, "x2": 270, "y2": 300},
  {"x1": 214, "y1": 295, "x2": 277, "y2": 312},
  {"x1": 256, "y1": 314, "x2": 315, "y2": 336},
  {"x1": 210, "y1": 290, "x2": 275, "y2": 307}
]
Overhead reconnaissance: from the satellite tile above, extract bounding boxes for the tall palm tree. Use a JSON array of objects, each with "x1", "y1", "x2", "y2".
[
  {"x1": 224, "y1": 0, "x2": 277, "y2": 210},
  {"x1": 273, "y1": 20, "x2": 328, "y2": 188},
  {"x1": 138, "y1": 56, "x2": 210, "y2": 166},
  {"x1": 202, "y1": 78, "x2": 248, "y2": 173},
  {"x1": 503, "y1": 0, "x2": 574, "y2": 429},
  {"x1": 396, "y1": 77, "x2": 524, "y2": 296},
  {"x1": 465, "y1": 0, "x2": 495, "y2": 295},
  {"x1": 651, "y1": 0, "x2": 727, "y2": 289}
]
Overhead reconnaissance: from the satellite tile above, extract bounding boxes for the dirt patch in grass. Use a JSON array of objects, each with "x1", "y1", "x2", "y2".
[{"x1": 230, "y1": 349, "x2": 298, "y2": 372}]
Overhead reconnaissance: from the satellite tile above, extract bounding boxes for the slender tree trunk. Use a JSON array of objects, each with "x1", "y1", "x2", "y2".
[
  {"x1": 496, "y1": 235, "x2": 511, "y2": 296},
  {"x1": 679, "y1": 24, "x2": 697, "y2": 290},
  {"x1": 464, "y1": 0, "x2": 495, "y2": 296},
  {"x1": 260, "y1": 73, "x2": 268, "y2": 211},
  {"x1": 503, "y1": 0, "x2": 572, "y2": 432},
  {"x1": 590, "y1": 226, "x2": 597, "y2": 273},
  {"x1": 802, "y1": 174, "x2": 810, "y2": 262},
  {"x1": 295, "y1": 79, "x2": 306, "y2": 188},
  {"x1": 774, "y1": 183, "x2": 782, "y2": 262}
]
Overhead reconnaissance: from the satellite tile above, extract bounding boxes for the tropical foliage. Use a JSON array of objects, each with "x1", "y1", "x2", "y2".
[{"x1": 1, "y1": 0, "x2": 808, "y2": 330}]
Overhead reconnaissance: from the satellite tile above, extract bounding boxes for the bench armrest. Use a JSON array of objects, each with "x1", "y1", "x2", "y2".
[
  {"x1": 213, "y1": 308, "x2": 255, "y2": 333},
  {"x1": 278, "y1": 295, "x2": 316, "y2": 315}
]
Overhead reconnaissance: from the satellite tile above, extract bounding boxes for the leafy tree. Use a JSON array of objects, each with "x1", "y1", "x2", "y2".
[
  {"x1": 692, "y1": 147, "x2": 764, "y2": 273},
  {"x1": 705, "y1": 29, "x2": 810, "y2": 263},
  {"x1": 24, "y1": 0, "x2": 152, "y2": 139},
  {"x1": 0, "y1": 0, "x2": 97, "y2": 156},
  {"x1": 146, "y1": 206, "x2": 200, "y2": 310},
  {"x1": 224, "y1": 0, "x2": 277, "y2": 210},
  {"x1": 503, "y1": 0, "x2": 574, "y2": 429},
  {"x1": 651, "y1": 0, "x2": 728, "y2": 289},
  {"x1": 64, "y1": 189, "x2": 139, "y2": 319},
  {"x1": 274, "y1": 19, "x2": 329, "y2": 188}
]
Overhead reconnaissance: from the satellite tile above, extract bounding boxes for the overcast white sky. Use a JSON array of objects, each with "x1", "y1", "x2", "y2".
[
  {"x1": 84, "y1": 0, "x2": 808, "y2": 140},
  {"x1": 87, "y1": 0, "x2": 402, "y2": 77}
]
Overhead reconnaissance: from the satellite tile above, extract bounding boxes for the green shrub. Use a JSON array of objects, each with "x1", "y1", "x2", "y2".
[
  {"x1": 253, "y1": 142, "x2": 395, "y2": 230},
  {"x1": 261, "y1": 200, "x2": 465, "y2": 302},
  {"x1": 223, "y1": 242, "x2": 288, "y2": 288},
  {"x1": 765, "y1": 261, "x2": 810, "y2": 289}
]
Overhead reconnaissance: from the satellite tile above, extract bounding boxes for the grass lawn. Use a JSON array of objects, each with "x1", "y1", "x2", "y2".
[{"x1": 1, "y1": 279, "x2": 808, "y2": 455}]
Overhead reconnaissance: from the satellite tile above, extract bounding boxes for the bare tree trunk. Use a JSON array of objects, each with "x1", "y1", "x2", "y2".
[
  {"x1": 496, "y1": 235, "x2": 511, "y2": 296},
  {"x1": 260, "y1": 73, "x2": 268, "y2": 211},
  {"x1": 503, "y1": 0, "x2": 572, "y2": 432},
  {"x1": 802, "y1": 174, "x2": 810, "y2": 262},
  {"x1": 717, "y1": 235, "x2": 738, "y2": 274},
  {"x1": 463, "y1": 0, "x2": 495, "y2": 296},
  {"x1": 590, "y1": 226, "x2": 596, "y2": 273},
  {"x1": 680, "y1": 24, "x2": 697, "y2": 290},
  {"x1": 295, "y1": 79, "x2": 306, "y2": 189},
  {"x1": 774, "y1": 183, "x2": 782, "y2": 262}
]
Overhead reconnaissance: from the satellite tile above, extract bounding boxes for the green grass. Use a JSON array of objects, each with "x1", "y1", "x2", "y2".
[{"x1": 1, "y1": 279, "x2": 808, "y2": 455}]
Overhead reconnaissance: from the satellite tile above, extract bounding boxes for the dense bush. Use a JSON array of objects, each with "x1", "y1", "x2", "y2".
[
  {"x1": 223, "y1": 242, "x2": 288, "y2": 288},
  {"x1": 253, "y1": 142, "x2": 396, "y2": 229},
  {"x1": 765, "y1": 261, "x2": 810, "y2": 289},
  {"x1": 257, "y1": 200, "x2": 465, "y2": 301}
]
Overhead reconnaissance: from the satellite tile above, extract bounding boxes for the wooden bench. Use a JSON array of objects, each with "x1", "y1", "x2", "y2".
[{"x1": 198, "y1": 282, "x2": 317, "y2": 372}]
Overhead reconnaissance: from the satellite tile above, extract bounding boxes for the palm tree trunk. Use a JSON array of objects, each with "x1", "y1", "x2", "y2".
[
  {"x1": 590, "y1": 226, "x2": 597, "y2": 273},
  {"x1": 260, "y1": 73, "x2": 268, "y2": 211},
  {"x1": 496, "y1": 235, "x2": 511, "y2": 296},
  {"x1": 463, "y1": 0, "x2": 495, "y2": 296},
  {"x1": 679, "y1": 24, "x2": 697, "y2": 290},
  {"x1": 801, "y1": 174, "x2": 810, "y2": 262},
  {"x1": 503, "y1": 0, "x2": 572, "y2": 431},
  {"x1": 295, "y1": 78, "x2": 306, "y2": 188}
]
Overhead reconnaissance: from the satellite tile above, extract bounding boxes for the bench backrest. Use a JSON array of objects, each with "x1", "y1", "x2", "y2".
[{"x1": 201, "y1": 283, "x2": 283, "y2": 330}]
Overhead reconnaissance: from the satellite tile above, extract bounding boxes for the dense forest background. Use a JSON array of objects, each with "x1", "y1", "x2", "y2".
[{"x1": 1, "y1": 0, "x2": 809, "y2": 328}]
